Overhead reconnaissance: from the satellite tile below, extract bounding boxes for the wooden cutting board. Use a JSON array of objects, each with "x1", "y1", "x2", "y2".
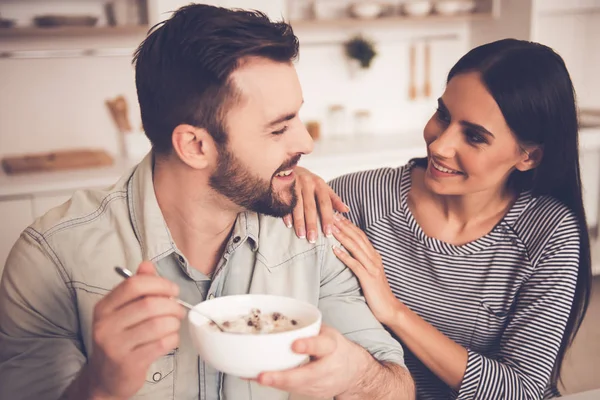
[{"x1": 2, "y1": 149, "x2": 114, "y2": 175}]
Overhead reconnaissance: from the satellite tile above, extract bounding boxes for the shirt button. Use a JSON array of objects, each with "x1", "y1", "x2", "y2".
[
  {"x1": 178, "y1": 255, "x2": 185, "y2": 263},
  {"x1": 153, "y1": 372, "x2": 162, "y2": 382},
  {"x1": 233, "y1": 236, "x2": 241, "y2": 243}
]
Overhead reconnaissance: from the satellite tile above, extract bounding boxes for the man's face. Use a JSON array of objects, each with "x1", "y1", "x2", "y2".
[{"x1": 209, "y1": 57, "x2": 312, "y2": 217}]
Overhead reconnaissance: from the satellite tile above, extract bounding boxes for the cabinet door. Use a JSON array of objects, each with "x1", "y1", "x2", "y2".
[
  {"x1": 580, "y1": 150, "x2": 600, "y2": 230},
  {"x1": 0, "y1": 198, "x2": 34, "y2": 276},
  {"x1": 535, "y1": 0, "x2": 600, "y2": 13}
]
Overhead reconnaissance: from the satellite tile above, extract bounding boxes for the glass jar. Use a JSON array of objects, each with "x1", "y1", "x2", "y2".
[
  {"x1": 354, "y1": 109, "x2": 372, "y2": 136},
  {"x1": 327, "y1": 104, "x2": 348, "y2": 139}
]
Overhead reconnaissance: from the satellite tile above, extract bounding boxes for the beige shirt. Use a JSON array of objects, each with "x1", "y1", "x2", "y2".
[{"x1": 0, "y1": 154, "x2": 406, "y2": 400}]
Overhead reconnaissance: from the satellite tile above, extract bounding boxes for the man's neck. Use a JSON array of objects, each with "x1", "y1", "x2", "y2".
[{"x1": 153, "y1": 159, "x2": 240, "y2": 276}]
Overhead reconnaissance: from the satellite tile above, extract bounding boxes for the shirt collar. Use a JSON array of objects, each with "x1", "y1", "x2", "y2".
[
  {"x1": 128, "y1": 153, "x2": 176, "y2": 262},
  {"x1": 128, "y1": 153, "x2": 260, "y2": 263}
]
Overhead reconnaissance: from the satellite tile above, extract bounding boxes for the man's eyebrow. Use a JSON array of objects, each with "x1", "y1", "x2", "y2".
[
  {"x1": 266, "y1": 112, "x2": 296, "y2": 128},
  {"x1": 265, "y1": 100, "x2": 305, "y2": 128}
]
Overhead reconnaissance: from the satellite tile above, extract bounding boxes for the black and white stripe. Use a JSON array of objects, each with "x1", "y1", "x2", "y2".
[{"x1": 329, "y1": 159, "x2": 579, "y2": 400}]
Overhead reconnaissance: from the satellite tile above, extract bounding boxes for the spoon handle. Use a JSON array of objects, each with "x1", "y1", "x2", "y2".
[
  {"x1": 174, "y1": 298, "x2": 194, "y2": 311},
  {"x1": 115, "y1": 266, "x2": 193, "y2": 310},
  {"x1": 114, "y1": 266, "x2": 227, "y2": 332}
]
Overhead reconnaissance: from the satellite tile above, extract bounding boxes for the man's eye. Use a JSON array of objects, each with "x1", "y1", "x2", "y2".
[{"x1": 272, "y1": 126, "x2": 288, "y2": 135}]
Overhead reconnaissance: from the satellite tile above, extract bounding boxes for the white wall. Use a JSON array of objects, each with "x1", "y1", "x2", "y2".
[
  {"x1": 0, "y1": 0, "x2": 470, "y2": 158},
  {"x1": 0, "y1": 35, "x2": 143, "y2": 158}
]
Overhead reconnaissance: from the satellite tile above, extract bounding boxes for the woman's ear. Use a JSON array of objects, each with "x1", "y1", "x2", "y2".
[
  {"x1": 515, "y1": 146, "x2": 543, "y2": 172},
  {"x1": 171, "y1": 124, "x2": 218, "y2": 170}
]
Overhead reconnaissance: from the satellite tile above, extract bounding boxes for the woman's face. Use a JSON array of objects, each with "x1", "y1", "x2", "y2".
[{"x1": 422, "y1": 72, "x2": 531, "y2": 196}]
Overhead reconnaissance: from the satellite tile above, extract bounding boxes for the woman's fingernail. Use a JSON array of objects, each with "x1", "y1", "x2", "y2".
[
  {"x1": 284, "y1": 218, "x2": 292, "y2": 228},
  {"x1": 333, "y1": 213, "x2": 342, "y2": 221},
  {"x1": 343, "y1": 203, "x2": 350, "y2": 212},
  {"x1": 308, "y1": 231, "x2": 317, "y2": 244},
  {"x1": 297, "y1": 228, "x2": 306, "y2": 239},
  {"x1": 332, "y1": 245, "x2": 339, "y2": 253},
  {"x1": 325, "y1": 224, "x2": 333, "y2": 237},
  {"x1": 333, "y1": 225, "x2": 341, "y2": 234}
]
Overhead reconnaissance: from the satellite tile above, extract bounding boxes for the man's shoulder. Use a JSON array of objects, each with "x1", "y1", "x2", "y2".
[
  {"x1": 29, "y1": 183, "x2": 128, "y2": 240},
  {"x1": 9, "y1": 177, "x2": 137, "y2": 293},
  {"x1": 254, "y1": 214, "x2": 336, "y2": 267}
]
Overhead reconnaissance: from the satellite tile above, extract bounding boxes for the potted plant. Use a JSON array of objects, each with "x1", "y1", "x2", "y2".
[{"x1": 343, "y1": 35, "x2": 377, "y2": 77}]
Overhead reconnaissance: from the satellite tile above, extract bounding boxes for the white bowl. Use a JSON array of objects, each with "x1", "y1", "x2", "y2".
[
  {"x1": 434, "y1": 0, "x2": 476, "y2": 15},
  {"x1": 349, "y1": 2, "x2": 384, "y2": 19},
  {"x1": 188, "y1": 294, "x2": 322, "y2": 378},
  {"x1": 403, "y1": 0, "x2": 433, "y2": 17},
  {"x1": 313, "y1": 0, "x2": 347, "y2": 20}
]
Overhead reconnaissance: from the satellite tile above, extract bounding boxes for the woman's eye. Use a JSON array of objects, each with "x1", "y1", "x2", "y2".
[
  {"x1": 435, "y1": 108, "x2": 450, "y2": 124},
  {"x1": 466, "y1": 130, "x2": 487, "y2": 145}
]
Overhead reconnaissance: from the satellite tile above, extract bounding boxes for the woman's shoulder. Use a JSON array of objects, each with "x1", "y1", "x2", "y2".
[
  {"x1": 512, "y1": 193, "x2": 580, "y2": 262},
  {"x1": 518, "y1": 193, "x2": 578, "y2": 229},
  {"x1": 327, "y1": 162, "x2": 414, "y2": 225}
]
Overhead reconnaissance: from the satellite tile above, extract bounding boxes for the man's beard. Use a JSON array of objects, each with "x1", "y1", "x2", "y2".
[{"x1": 209, "y1": 145, "x2": 299, "y2": 217}]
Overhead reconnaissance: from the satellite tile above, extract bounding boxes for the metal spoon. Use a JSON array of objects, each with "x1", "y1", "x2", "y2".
[{"x1": 114, "y1": 266, "x2": 228, "y2": 332}]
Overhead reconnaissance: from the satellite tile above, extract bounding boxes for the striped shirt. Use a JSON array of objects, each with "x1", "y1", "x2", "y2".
[{"x1": 329, "y1": 159, "x2": 579, "y2": 400}]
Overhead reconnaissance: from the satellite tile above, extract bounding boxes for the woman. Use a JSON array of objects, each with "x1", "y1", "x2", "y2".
[{"x1": 286, "y1": 39, "x2": 591, "y2": 399}]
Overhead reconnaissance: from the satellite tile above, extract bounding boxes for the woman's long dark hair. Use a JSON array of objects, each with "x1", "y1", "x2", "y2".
[{"x1": 448, "y1": 39, "x2": 591, "y2": 388}]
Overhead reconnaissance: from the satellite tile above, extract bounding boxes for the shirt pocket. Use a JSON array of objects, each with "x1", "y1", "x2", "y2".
[
  {"x1": 134, "y1": 348, "x2": 177, "y2": 399},
  {"x1": 469, "y1": 299, "x2": 511, "y2": 351},
  {"x1": 258, "y1": 246, "x2": 320, "y2": 273}
]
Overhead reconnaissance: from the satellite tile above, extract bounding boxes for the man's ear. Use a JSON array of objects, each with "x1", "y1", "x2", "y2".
[
  {"x1": 171, "y1": 124, "x2": 217, "y2": 169},
  {"x1": 515, "y1": 146, "x2": 543, "y2": 172}
]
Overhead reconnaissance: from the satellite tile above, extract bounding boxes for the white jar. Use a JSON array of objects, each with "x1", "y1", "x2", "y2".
[
  {"x1": 327, "y1": 104, "x2": 349, "y2": 138},
  {"x1": 354, "y1": 109, "x2": 372, "y2": 136}
]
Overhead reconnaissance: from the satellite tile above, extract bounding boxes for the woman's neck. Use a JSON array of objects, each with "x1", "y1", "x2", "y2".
[{"x1": 408, "y1": 166, "x2": 517, "y2": 245}]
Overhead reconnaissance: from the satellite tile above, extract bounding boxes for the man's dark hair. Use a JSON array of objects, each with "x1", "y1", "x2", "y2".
[{"x1": 133, "y1": 4, "x2": 299, "y2": 154}]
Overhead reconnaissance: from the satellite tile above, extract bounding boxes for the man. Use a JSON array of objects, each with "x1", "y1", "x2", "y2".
[{"x1": 0, "y1": 4, "x2": 414, "y2": 400}]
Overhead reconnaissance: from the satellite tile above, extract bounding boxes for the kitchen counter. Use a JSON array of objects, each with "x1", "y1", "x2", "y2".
[
  {"x1": 0, "y1": 133, "x2": 426, "y2": 199},
  {"x1": 2, "y1": 128, "x2": 600, "y2": 199},
  {"x1": 2, "y1": 130, "x2": 600, "y2": 275},
  {"x1": 0, "y1": 156, "x2": 138, "y2": 199}
]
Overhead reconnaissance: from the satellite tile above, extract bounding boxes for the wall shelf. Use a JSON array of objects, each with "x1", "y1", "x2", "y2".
[
  {"x1": 0, "y1": 25, "x2": 149, "y2": 38},
  {"x1": 289, "y1": 12, "x2": 495, "y2": 29}
]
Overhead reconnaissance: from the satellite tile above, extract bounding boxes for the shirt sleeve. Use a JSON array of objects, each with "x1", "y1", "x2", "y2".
[
  {"x1": 457, "y1": 214, "x2": 579, "y2": 399},
  {"x1": 317, "y1": 232, "x2": 407, "y2": 369},
  {"x1": 0, "y1": 228, "x2": 85, "y2": 400}
]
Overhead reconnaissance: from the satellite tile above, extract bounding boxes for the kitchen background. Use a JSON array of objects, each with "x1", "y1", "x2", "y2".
[{"x1": 0, "y1": 0, "x2": 599, "y2": 396}]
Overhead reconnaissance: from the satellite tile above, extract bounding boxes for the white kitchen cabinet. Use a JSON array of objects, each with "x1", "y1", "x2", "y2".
[
  {"x1": 581, "y1": 150, "x2": 600, "y2": 230},
  {"x1": 469, "y1": 0, "x2": 600, "y2": 109},
  {"x1": 0, "y1": 198, "x2": 33, "y2": 276},
  {"x1": 534, "y1": 0, "x2": 600, "y2": 13}
]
